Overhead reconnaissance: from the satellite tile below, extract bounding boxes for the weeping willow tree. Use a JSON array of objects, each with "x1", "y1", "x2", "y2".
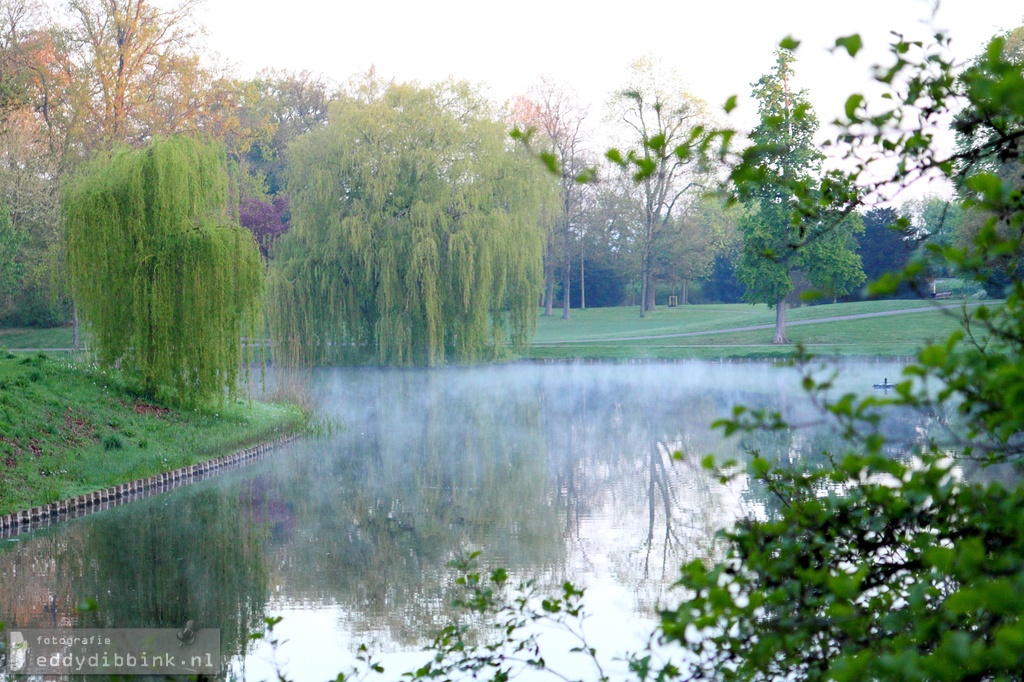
[
  {"x1": 267, "y1": 78, "x2": 553, "y2": 366},
  {"x1": 64, "y1": 136, "x2": 264, "y2": 405}
]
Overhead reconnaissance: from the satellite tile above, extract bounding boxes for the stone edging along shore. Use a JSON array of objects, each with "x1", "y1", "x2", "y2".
[{"x1": 0, "y1": 432, "x2": 300, "y2": 538}]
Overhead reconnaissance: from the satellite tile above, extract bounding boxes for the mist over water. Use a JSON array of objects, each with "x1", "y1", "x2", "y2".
[{"x1": 1, "y1": 360, "x2": 923, "y2": 680}]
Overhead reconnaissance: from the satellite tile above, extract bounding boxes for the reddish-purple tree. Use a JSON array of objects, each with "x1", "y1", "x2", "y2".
[{"x1": 239, "y1": 196, "x2": 289, "y2": 258}]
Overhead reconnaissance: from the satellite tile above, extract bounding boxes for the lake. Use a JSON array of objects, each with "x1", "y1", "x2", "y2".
[{"x1": 0, "y1": 360, "x2": 920, "y2": 680}]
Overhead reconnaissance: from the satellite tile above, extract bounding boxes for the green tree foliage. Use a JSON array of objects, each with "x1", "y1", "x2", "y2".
[
  {"x1": 735, "y1": 50, "x2": 864, "y2": 340},
  {"x1": 896, "y1": 195, "x2": 964, "y2": 281},
  {"x1": 0, "y1": 3, "x2": 73, "y2": 326},
  {"x1": 663, "y1": 195, "x2": 742, "y2": 305},
  {"x1": 573, "y1": 176, "x2": 638, "y2": 307},
  {"x1": 267, "y1": 78, "x2": 552, "y2": 366},
  {"x1": 0, "y1": 201, "x2": 22, "y2": 314},
  {"x1": 63, "y1": 136, "x2": 263, "y2": 404},
  {"x1": 856, "y1": 206, "x2": 918, "y2": 299},
  {"x1": 213, "y1": 69, "x2": 331, "y2": 197},
  {"x1": 0, "y1": 109, "x2": 68, "y2": 326},
  {"x1": 949, "y1": 26, "x2": 1024, "y2": 296}
]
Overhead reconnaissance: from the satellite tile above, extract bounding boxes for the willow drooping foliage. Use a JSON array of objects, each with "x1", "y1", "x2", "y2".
[
  {"x1": 64, "y1": 137, "x2": 264, "y2": 405},
  {"x1": 267, "y1": 78, "x2": 554, "y2": 366}
]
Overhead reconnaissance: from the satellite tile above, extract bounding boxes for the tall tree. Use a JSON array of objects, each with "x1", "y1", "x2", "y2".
[
  {"x1": 65, "y1": 0, "x2": 206, "y2": 148},
  {"x1": 0, "y1": 0, "x2": 41, "y2": 117},
  {"x1": 267, "y1": 77, "x2": 552, "y2": 366},
  {"x1": 0, "y1": 2, "x2": 80, "y2": 326},
  {"x1": 63, "y1": 136, "x2": 263, "y2": 404},
  {"x1": 735, "y1": 49, "x2": 864, "y2": 342},
  {"x1": 243, "y1": 69, "x2": 331, "y2": 196},
  {"x1": 857, "y1": 205, "x2": 918, "y2": 298},
  {"x1": 0, "y1": 200, "x2": 21, "y2": 316},
  {"x1": 510, "y1": 78, "x2": 591, "y2": 319},
  {"x1": 0, "y1": 106, "x2": 63, "y2": 325},
  {"x1": 1, "y1": 0, "x2": 79, "y2": 164},
  {"x1": 608, "y1": 56, "x2": 713, "y2": 317},
  {"x1": 662, "y1": 195, "x2": 741, "y2": 305},
  {"x1": 0, "y1": 0, "x2": 255, "y2": 330},
  {"x1": 574, "y1": 172, "x2": 637, "y2": 308}
]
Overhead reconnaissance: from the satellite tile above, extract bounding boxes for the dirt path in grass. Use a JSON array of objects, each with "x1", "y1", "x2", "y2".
[{"x1": 532, "y1": 302, "x2": 984, "y2": 345}]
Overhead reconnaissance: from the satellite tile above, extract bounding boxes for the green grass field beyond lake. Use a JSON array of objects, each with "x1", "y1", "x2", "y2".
[
  {"x1": 529, "y1": 299, "x2": 988, "y2": 360},
  {"x1": 2, "y1": 298, "x2": 990, "y2": 362}
]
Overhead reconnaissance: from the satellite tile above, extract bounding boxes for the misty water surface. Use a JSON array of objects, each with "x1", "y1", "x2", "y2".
[{"x1": 1, "y1": 360, "x2": 933, "y2": 680}]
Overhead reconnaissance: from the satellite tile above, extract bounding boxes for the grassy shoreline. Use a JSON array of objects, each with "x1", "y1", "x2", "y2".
[{"x1": 0, "y1": 350, "x2": 305, "y2": 516}]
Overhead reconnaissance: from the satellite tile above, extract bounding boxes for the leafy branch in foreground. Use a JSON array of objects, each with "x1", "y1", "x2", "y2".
[
  {"x1": 406, "y1": 554, "x2": 607, "y2": 682},
  {"x1": 655, "y1": 21, "x2": 1024, "y2": 681}
]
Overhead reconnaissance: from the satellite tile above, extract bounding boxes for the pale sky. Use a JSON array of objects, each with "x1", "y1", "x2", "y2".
[{"x1": 198, "y1": 0, "x2": 1022, "y2": 198}]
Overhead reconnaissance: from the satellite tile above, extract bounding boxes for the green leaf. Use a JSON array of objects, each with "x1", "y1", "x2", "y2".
[
  {"x1": 835, "y1": 34, "x2": 863, "y2": 57},
  {"x1": 646, "y1": 133, "x2": 667, "y2": 151},
  {"x1": 724, "y1": 95, "x2": 738, "y2": 113},
  {"x1": 749, "y1": 457, "x2": 770, "y2": 478},
  {"x1": 574, "y1": 167, "x2": 597, "y2": 183},
  {"x1": 633, "y1": 157, "x2": 657, "y2": 181},
  {"x1": 539, "y1": 152, "x2": 559, "y2": 175},
  {"x1": 965, "y1": 172, "x2": 1005, "y2": 204},
  {"x1": 779, "y1": 36, "x2": 801, "y2": 51},
  {"x1": 844, "y1": 93, "x2": 864, "y2": 120},
  {"x1": 923, "y1": 546, "x2": 956, "y2": 573}
]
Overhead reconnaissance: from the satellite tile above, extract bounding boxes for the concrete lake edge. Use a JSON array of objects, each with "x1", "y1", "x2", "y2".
[{"x1": 0, "y1": 431, "x2": 300, "y2": 538}]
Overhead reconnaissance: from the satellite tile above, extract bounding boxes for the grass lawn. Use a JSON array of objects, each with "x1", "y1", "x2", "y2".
[
  {"x1": 527, "y1": 299, "x2": 988, "y2": 360},
  {"x1": 0, "y1": 326, "x2": 76, "y2": 351},
  {"x1": 0, "y1": 351, "x2": 305, "y2": 515}
]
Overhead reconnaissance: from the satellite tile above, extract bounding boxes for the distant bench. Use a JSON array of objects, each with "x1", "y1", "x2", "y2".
[{"x1": 933, "y1": 291, "x2": 953, "y2": 300}]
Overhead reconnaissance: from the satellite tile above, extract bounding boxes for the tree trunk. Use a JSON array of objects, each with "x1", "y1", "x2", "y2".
[
  {"x1": 639, "y1": 275, "x2": 647, "y2": 318},
  {"x1": 580, "y1": 250, "x2": 585, "y2": 310},
  {"x1": 773, "y1": 297, "x2": 789, "y2": 344},
  {"x1": 543, "y1": 228, "x2": 554, "y2": 316},
  {"x1": 647, "y1": 277, "x2": 656, "y2": 311},
  {"x1": 72, "y1": 302, "x2": 80, "y2": 352},
  {"x1": 682, "y1": 279, "x2": 688, "y2": 305},
  {"x1": 544, "y1": 274, "x2": 554, "y2": 316},
  {"x1": 561, "y1": 252, "x2": 571, "y2": 320}
]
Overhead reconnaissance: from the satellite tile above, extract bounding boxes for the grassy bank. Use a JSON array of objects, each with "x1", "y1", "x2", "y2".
[
  {"x1": 528, "y1": 299, "x2": 984, "y2": 360},
  {"x1": 0, "y1": 351, "x2": 305, "y2": 515}
]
